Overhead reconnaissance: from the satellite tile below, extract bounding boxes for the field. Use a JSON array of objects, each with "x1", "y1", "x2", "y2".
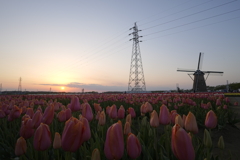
[{"x1": 0, "y1": 93, "x2": 240, "y2": 160}]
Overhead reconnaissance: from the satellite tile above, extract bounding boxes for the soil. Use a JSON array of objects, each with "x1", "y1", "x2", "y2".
[{"x1": 207, "y1": 97, "x2": 240, "y2": 160}]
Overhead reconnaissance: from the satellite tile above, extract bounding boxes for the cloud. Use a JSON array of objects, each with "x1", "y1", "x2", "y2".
[{"x1": 38, "y1": 82, "x2": 127, "y2": 92}]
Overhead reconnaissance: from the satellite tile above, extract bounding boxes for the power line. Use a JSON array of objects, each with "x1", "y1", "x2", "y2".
[
  {"x1": 136, "y1": 0, "x2": 193, "y2": 24},
  {"x1": 44, "y1": 30, "x2": 130, "y2": 77},
  {"x1": 142, "y1": 8, "x2": 240, "y2": 37},
  {"x1": 139, "y1": 0, "x2": 213, "y2": 27},
  {"x1": 142, "y1": 16, "x2": 240, "y2": 41},
  {"x1": 50, "y1": 39, "x2": 131, "y2": 77},
  {"x1": 141, "y1": 0, "x2": 237, "y2": 30}
]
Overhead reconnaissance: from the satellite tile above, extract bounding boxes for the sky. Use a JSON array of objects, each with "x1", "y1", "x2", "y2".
[{"x1": 0, "y1": 0, "x2": 240, "y2": 92}]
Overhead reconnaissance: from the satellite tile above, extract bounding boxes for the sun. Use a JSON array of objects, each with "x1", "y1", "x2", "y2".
[{"x1": 61, "y1": 86, "x2": 65, "y2": 90}]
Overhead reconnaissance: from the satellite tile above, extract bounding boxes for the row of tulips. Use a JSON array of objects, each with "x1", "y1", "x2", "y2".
[{"x1": 0, "y1": 93, "x2": 239, "y2": 159}]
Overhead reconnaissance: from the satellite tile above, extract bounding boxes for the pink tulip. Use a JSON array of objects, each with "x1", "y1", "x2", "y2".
[
  {"x1": 82, "y1": 103, "x2": 93, "y2": 121},
  {"x1": 61, "y1": 117, "x2": 84, "y2": 152},
  {"x1": 185, "y1": 112, "x2": 198, "y2": 134},
  {"x1": 127, "y1": 107, "x2": 136, "y2": 118},
  {"x1": 150, "y1": 110, "x2": 159, "y2": 127},
  {"x1": 126, "y1": 114, "x2": 132, "y2": 125},
  {"x1": 20, "y1": 117, "x2": 35, "y2": 139},
  {"x1": 216, "y1": 99, "x2": 221, "y2": 106},
  {"x1": 57, "y1": 110, "x2": 67, "y2": 122},
  {"x1": 26, "y1": 108, "x2": 34, "y2": 118},
  {"x1": 93, "y1": 103, "x2": 102, "y2": 113},
  {"x1": 15, "y1": 137, "x2": 27, "y2": 156},
  {"x1": 106, "y1": 106, "x2": 111, "y2": 115},
  {"x1": 127, "y1": 133, "x2": 142, "y2": 159},
  {"x1": 33, "y1": 123, "x2": 52, "y2": 151},
  {"x1": 41, "y1": 104, "x2": 54, "y2": 125},
  {"x1": 144, "y1": 102, "x2": 153, "y2": 113},
  {"x1": 32, "y1": 110, "x2": 42, "y2": 128},
  {"x1": 175, "y1": 115, "x2": 184, "y2": 128},
  {"x1": 205, "y1": 110, "x2": 217, "y2": 129},
  {"x1": 53, "y1": 132, "x2": 61, "y2": 149},
  {"x1": 223, "y1": 105, "x2": 228, "y2": 109},
  {"x1": 109, "y1": 104, "x2": 118, "y2": 119},
  {"x1": 171, "y1": 124, "x2": 195, "y2": 160},
  {"x1": 104, "y1": 121, "x2": 124, "y2": 160},
  {"x1": 98, "y1": 111, "x2": 106, "y2": 126},
  {"x1": 8, "y1": 105, "x2": 22, "y2": 121},
  {"x1": 159, "y1": 104, "x2": 170, "y2": 125},
  {"x1": 140, "y1": 104, "x2": 147, "y2": 115},
  {"x1": 79, "y1": 115, "x2": 91, "y2": 143},
  {"x1": 68, "y1": 96, "x2": 82, "y2": 112},
  {"x1": 124, "y1": 121, "x2": 131, "y2": 135},
  {"x1": 117, "y1": 105, "x2": 125, "y2": 119},
  {"x1": 170, "y1": 110, "x2": 178, "y2": 124},
  {"x1": 65, "y1": 108, "x2": 72, "y2": 120}
]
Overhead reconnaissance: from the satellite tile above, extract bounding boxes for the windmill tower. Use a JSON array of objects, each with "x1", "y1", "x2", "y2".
[
  {"x1": 177, "y1": 53, "x2": 223, "y2": 92},
  {"x1": 128, "y1": 23, "x2": 146, "y2": 92}
]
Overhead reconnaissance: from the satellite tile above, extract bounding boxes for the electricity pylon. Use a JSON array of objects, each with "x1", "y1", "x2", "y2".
[
  {"x1": 128, "y1": 22, "x2": 146, "y2": 92},
  {"x1": 18, "y1": 77, "x2": 22, "y2": 92}
]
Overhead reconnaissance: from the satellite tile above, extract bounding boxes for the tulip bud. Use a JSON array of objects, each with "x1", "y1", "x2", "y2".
[
  {"x1": 126, "y1": 114, "x2": 132, "y2": 125},
  {"x1": 98, "y1": 111, "x2": 106, "y2": 126},
  {"x1": 150, "y1": 110, "x2": 159, "y2": 127},
  {"x1": 15, "y1": 137, "x2": 27, "y2": 156},
  {"x1": 203, "y1": 129, "x2": 212, "y2": 148},
  {"x1": 61, "y1": 117, "x2": 84, "y2": 152},
  {"x1": 20, "y1": 117, "x2": 35, "y2": 139},
  {"x1": 127, "y1": 133, "x2": 142, "y2": 159},
  {"x1": 95, "y1": 111, "x2": 100, "y2": 120},
  {"x1": 8, "y1": 105, "x2": 22, "y2": 121},
  {"x1": 175, "y1": 115, "x2": 184, "y2": 128},
  {"x1": 185, "y1": 112, "x2": 198, "y2": 134},
  {"x1": 94, "y1": 103, "x2": 102, "y2": 113},
  {"x1": 57, "y1": 110, "x2": 67, "y2": 122},
  {"x1": 124, "y1": 122, "x2": 131, "y2": 135},
  {"x1": 144, "y1": 102, "x2": 153, "y2": 113},
  {"x1": 33, "y1": 123, "x2": 52, "y2": 151},
  {"x1": 26, "y1": 108, "x2": 34, "y2": 118},
  {"x1": 117, "y1": 105, "x2": 125, "y2": 119},
  {"x1": 171, "y1": 124, "x2": 195, "y2": 160},
  {"x1": 104, "y1": 121, "x2": 124, "y2": 160},
  {"x1": 32, "y1": 110, "x2": 42, "y2": 128},
  {"x1": 91, "y1": 148, "x2": 101, "y2": 160},
  {"x1": 79, "y1": 115, "x2": 91, "y2": 143},
  {"x1": 109, "y1": 104, "x2": 118, "y2": 119},
  {"x1": 205, "y1": 110, "x2": 217, "y2": 129},
  {"x1": 216, "y1": 98, "x2": 221, "y2": 106},
  {"x1": 218, "y1": 136, "x2": 224, "y2": 149},
  {"x1": 41, "y1": 104, "x2": 54, "y2": 125},
  {"x1": 82, "y1": 103, "x2": 94, "y2": 121},
  {"x1": 68, "y1": 96, "x2": 82, "y2": 112},
  {"x1": 53, "y1": 132, "x2": 61, "y2": 149},
  {"x1": 127, "y1": 107, "x2": 136, "y2": 118},
  {"x1": 159, "y1": 104, "x2": 170, "y2": 125}
]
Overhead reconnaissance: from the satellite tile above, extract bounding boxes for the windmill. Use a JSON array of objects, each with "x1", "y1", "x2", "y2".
[{"x1": 177, "y1": 52, "x2": 223, "y2": 92}]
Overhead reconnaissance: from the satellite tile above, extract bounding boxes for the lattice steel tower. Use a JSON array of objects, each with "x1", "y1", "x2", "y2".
[
  {"x1": 128, "y1": 23, "x2": 146, "y2": 92},
  {"x1": 18, "y1": 77, "x2": 22, "y2": 92}
]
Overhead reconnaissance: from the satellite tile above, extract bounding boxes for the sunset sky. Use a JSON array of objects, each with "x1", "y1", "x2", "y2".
[{"x1": 1, "y1": 0, "x2": 240, "y2": 92}]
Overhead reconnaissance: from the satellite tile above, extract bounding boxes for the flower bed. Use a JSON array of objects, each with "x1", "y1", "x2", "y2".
[{"x1": 0, "y1": 93, "x2": 239, "y2": 160}]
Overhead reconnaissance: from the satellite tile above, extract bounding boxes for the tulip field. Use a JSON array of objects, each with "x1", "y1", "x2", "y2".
[{"x1": 0, "y1": 93, "x2": 239, "y2": 160}]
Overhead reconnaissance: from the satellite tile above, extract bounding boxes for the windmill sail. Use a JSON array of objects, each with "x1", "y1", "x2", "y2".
[{"x1": 177, "y1": 52, "x2": 223, "y2": 92}]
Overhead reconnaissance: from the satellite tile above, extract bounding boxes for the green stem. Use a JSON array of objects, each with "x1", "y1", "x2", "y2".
[{"x1": 154, "y1": 128, "x2": 158, "y2": 160}]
